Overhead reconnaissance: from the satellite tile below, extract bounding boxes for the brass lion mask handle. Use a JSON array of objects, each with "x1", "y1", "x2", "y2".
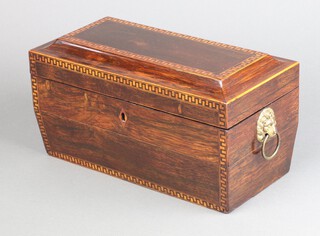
[{"x1": 257, "y1": 108, "x2": 280, "y2": 160}]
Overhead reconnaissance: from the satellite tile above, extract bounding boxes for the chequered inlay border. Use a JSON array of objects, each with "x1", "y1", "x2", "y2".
[
  {"x1": 219, "y1": 130, "x2": 228, "y2": 209},
  {"x1": 30, "y1": 52, "x2": 227, "y2": 127},
  {"x1": 30, "y1": 59, "x2": 51, "y2": 153},
  {"x1": 62, "y1": 17, "x2": 265, "y2": 79}
]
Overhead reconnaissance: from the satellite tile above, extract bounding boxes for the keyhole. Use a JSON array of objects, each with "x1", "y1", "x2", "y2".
[{"x1": 120, "y1": 111, "x2": 127, "y2": 123}]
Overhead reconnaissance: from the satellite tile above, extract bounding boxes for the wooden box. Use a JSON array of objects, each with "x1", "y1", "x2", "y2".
[{"x1": 29, "y1": 17, "x2": 299, "y2": 213}]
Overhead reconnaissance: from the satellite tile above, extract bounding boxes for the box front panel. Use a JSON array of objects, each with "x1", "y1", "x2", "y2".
[
  {"x1": 32, "y1": 76, "x2": 228, "y2": 211},
  {"x1": 227, "y1": 88, "x2": 299, "y2": 210}
]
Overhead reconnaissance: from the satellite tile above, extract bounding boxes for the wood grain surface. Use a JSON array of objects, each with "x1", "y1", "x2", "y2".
[
  {"x1": 227, "y1": 88, "x2": 299, "y2": 210},
  {"x1": 29, "y1": 17, "x2": 299, "y2": 213},
  {"x1": 36, "y1": 77, "x2": 221, "y2": 160},
  {"x1": 42, "y1": 111, "x2": 221, "y2": 203}
]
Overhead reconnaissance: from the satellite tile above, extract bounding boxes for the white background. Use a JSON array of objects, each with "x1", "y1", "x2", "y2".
[{"x1": 1, "y1": 0, "x2": 319, "y2": 235}]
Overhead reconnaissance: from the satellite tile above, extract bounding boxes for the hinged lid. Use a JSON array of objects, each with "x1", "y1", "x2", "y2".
[{"x1": 29, "y1": 17, "x2": 299, "y2": 129}]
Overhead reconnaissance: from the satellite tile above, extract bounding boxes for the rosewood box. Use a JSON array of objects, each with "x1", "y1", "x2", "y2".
[{"x1": 29, "y1": 17, "x2": 299, "y2": 213}]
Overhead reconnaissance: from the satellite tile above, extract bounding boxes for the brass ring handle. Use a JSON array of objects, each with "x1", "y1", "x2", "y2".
[{"x1": 262, "y1": 133, "x2": 280, "y2": 160}]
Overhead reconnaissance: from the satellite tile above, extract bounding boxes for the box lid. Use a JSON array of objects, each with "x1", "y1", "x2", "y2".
[{"x1": 29, "y1": 17, "x2": 299, "y2": 129}]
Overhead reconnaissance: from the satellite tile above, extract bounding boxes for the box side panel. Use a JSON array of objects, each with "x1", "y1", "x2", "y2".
[
  {"x1": 30, "y1": 57, "x2": 52, "y2": 153},
  {"x1": 31, "y1": 75, "x2": 228, "y2": 212},
  {"x1": 227, "y1": 88, "x2": 299, "y2": 210},
  {"x1": 227, "y1": 62, "x2": 299, "y2": 127}
]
